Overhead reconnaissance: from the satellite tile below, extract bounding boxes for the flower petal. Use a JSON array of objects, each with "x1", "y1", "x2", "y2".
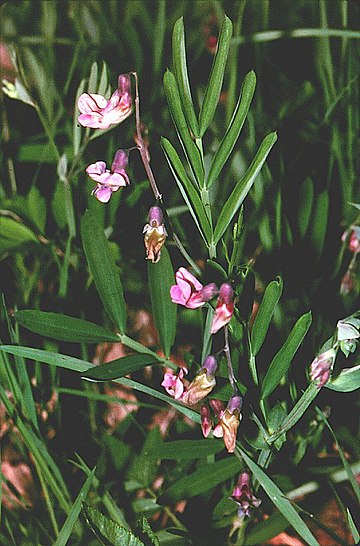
[{"x1": 92, "y1": 185, "x2": 112, "y2": 203}]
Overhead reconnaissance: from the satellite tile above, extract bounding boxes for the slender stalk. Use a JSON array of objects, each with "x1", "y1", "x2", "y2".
[{"x1": 224, "y1": 326, "x2": 237, "y2": 392}]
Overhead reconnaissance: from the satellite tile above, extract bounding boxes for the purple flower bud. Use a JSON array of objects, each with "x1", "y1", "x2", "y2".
[
  {"x1": 111, "y1": 149, "x2": 129, "y2": 172},
  {"x1": 219, "y1": 282, "x2": 234, "y2": 304},
  {"x1": 227, "y1": 394, "x2": 243, "y2": 414},
  {"x1": 310, "y1": 349, "x2": 336, "y2": 388},
  {"x1": 200, "y1": 283, "x2": 218, "y2": 301},
  {"x1": 201, "y1": 355, "x2": 218, "y2": 376},
  {"x1": 118, "y1": 74, "x2": 131, "y2": 94},
  {"x1": 148, "y1": 205, "x2": 164, "y2": 226},
  {"x1": 200, "y1": 404, "x2": 212, "y2": 438}
]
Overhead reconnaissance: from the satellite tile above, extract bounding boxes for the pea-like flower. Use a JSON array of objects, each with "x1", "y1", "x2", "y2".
[
  {"x1": 231, "y1": 472, "x2": 261, "y2": 518},
  {"x1": 143, "y1": 206, "x2": 167, "y2": 264},
  {"x1": 211, "y1": 282, "x2": 235, "y2": 334},
  {"x1": 181, "y1": 355, "x2": 218, "y2": 406},
  {"x1": 310, "y1": 348, "x2": 336, "y2": 388},
  {"x1": 78, "y1": 74, "x2": 132, "y2": 129},
  {"x1": 212, "y1": 394, "x2": 243, "y2": 453},
  {"x1": 200, "y1": 404, "x2": 212, "y2": 438},
  {"x1": 161, "y1": 367, "x2": 188, "y2": 400},
  {"x1": 86, "y1": 149, "x2": 129, "y2": 203},
  {"x1": 341, "y1": 226, "x2": 360, "y2": 254},
  {"x1": 170, "y1": 268, "x2": 218, "y2": 309}
]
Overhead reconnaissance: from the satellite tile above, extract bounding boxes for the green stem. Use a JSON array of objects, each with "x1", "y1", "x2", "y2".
[{"x1": 33, "y1": 457, "x2": 59, "y2": 537}]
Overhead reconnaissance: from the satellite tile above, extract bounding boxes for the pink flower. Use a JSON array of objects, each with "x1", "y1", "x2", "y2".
[
  {"x1": 86, "y1": 149, "x2": 129, "y2": 203},
  {"x1": 211, "y1": 282, "x2": 235, "y2": 334},
  {"x1": 161, "y1": 367, "x2": 188, "y2": 399},
  {"x1": 212, "y1": 394, "x2": 242, "y2": 453},
  {"x1": 78, "y1": 74, "x2": 132, "y2": 129},
  {"x1": 200, "y1": 404, "x2": 212, "y2": 438},
  {"x1": 342, "y1": 226, "x2": 360, "y2": 254},
  {"x1": 310, "y1": 348, "x2": 336, "y2": 388},
  {"x1": 340, "y1": 270, "x2": 355, "y2": 295},
  {"x1": 170, "y1": 268, "x2": 218, "y2": 309},
  {"x1": 231, "y1": 472, "x2": 261, "y2": 518}
]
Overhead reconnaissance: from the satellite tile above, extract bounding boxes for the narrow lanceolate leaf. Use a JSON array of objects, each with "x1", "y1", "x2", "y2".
[
  {"x1": 325, "y1": 364, "x2": 360, "y2": 392},
  {"x1": 147, "y1": 247, "x2": 176, "y2": 358},
  {"x1": 261, "y1": 311, "x2": 312, "y2": 399},
  {"x1": 81, "y1": 210, "x2": 126, "y2": 333},
  {"x1": 213, "y1": 132, "x2": 277, "y2": 244},
  {"x1": 172, "y1": 17, "x2": 199, "y2": 137},
  {"x1": 54, "y1": 469, "x2": 95, "y2": 546},
  {"x1": 298, "y1": 177, "x2": 314, "y2": 239},
  {"x1": 83, "y1": 504, "x2": 145, "y2": 546},
  {"x1": 158, "y1": 457, "x2": 240, "y2": 504},
  {"x1": 206, "y1": 70, "x2": 256, "y2": 188},
  {"x1": 163, "y1": 69, "x2": 204, "y2": 185},
  {"x1": 82, "y1": 354, "x2": 158, "y2": 381},
  {"x1": 0, "y1": 346, "x2": 93, "y2": 373},
  {"x1": 267, "y1": 382, "x2": 319, "y2": 444},
  {"x1": 14, "y1": 310, "x2": 119, "y2": 343},
  {"x1": 310, "y1": 190, "x2": 329, "y2": 258},
  {"x1": 161, "y1": 137, "x2": 212, "y2": 243},
  {"x1": 251, "y1": 277, "x2": 283, "y2": 356},
  {"x1": 199, "y1": 15, "x2": 233, "y2": 136},
  {"x1": 146, "y1": 439, "x2": 224, "y2": 460},
  {"x1": 238, "y1": 448, "x2": 319, "y2": 546}
]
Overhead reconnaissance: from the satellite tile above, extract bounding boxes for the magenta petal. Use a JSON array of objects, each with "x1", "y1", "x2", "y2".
[
  {"x1": 112, "y1": 149, "x2": 129, "y2": 171},
  {"x1": 78, "y1": 113, "x2": 107, "y2": 129},
  {"x1": 118, "y1": 74, "x2": 131, "y2": 95},
  {"x1": 78, "y1": 93, "x2": 107, "y2": 113},
  {"x1": 170, "y1": 285, "x2": 186, "y2": 305},
  {"x1": 93, "y1": 185, "x2": 112, "y2": 203},
  {"x1": 177, "y1": 267, "x2": 203, "y2": 292},
  {"x1": 86, "y1": 161, "x2": 107, "y2": 176}
]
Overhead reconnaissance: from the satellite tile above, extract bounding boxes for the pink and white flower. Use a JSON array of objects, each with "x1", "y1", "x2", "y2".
[
  {"x1": 231, "y1": 472, "x2": 261, "y2": 518},
  {"x1": 161, "y1": 367, "x2": 188, "y2": 400},
  {"x1": 170, "y1": 268, "x2": 218, "y2": 309},
  {"x1": 310, "y1": 348, "x2": 336, "y2": 388},
  {"x1": 211, "y1": 394, "x2": 242, "y2": 453},
  {"x1": 211, "y1": 282, "x2": 235, "y2": 334},
  {"x1": 86, "y1": 149, "x2": 129, "y2": 203},
  {"x1": 78, "y1": 74, "x2": 132, "y2": 129}
]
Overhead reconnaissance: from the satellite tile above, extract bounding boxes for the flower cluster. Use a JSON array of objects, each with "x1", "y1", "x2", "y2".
[
  {"x1": 170, "y1": 268, "x2": 235, "y2": 334},
  {"x1": 161, "y1": 355, "x2": 218, "y2": 406},
  {"x1": 340, "y1": 224, "x2": 360, "y2": 296},
  {"x1": 231, "y1": 472, "x2": 261, "y2": 518},
  {"x1": 86, "y1": 149, "x2": 129, "y2": 203}
]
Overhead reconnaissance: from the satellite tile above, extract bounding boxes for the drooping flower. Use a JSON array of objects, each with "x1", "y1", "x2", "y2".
[
  {"x1": 181, "y1": 355, "x2": 218, "y2": 406},
  {"x1": 211, "y1": 282, "x2": 235, "y2": 334},
  {"x1": 86, "y1": 149, "x2": 129, "y2": 203},
  {"x1": 78, "y1": 74, "x2": 132, "y2": 129},
  {"x1": 170, "y1": 268, "x2": 218, "y2": 309},
  {"x1": 143, "y1": 206, "x2": 167, "y2": 264},
  {"x1": 310, "y1": 348, "x2": 336, "y2": 388},
  {"x1": 337, "y1": 318, "x2": 360, "y2": 357},
  {"x1": 340, "y1": 269, "x2": 355, "y2": 295},
  {"x1": 200, "y1": 404, "x2": 212, "y2": 438},
  {"x1": 341, "y1": 226, "x2": 360, "y2": 254},
  {"x1": 161, "y1": 367, "x2": 188, "y2": 400},
  {"x1": 231, "y1": 472, "x2": 261, "y2": 518},
  {"x1": 212, "y1": 394, "x2": 243, "y2": 453}
]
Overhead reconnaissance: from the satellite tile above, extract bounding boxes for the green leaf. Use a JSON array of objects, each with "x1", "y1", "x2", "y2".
[
  {"x1": 81, "y1": 210, "x2": 127, "y2": 333},
  {"x1": 54, "y1": 468, "x2": 95, "y2": 546},
  {"x1": 82, "y1": 354, "x2": 158, "y2": 381},
  {"x1": 137, "y1": 517, "x2": 160, "y2": 546},
  {"x1": 52, "y1": 180, "x2": 67, "y2": 230},
  {"x1": 238, "y1": 449, "x2": 319, "y2": 546},
  {"x1": 127, "y1": 428, "x2": 162, "y2": 490},
  {"x1": 267, "y1": 383, "x2": 319, "y2": 444},
  {"x1": 146, "y1": 439, "x2": 224, "y2": 460},
  {"x1": 97, "y1": 61, "x2": 109, "y2": 96},
  {"x1": 198, "y1": 16, "x2": 233, "y2": 137},
  {"x1": 161, "y1": 137, "x2": 211, "y2": 243},
  {"x1": 206, "y1": 70, "x2": 256, "y2": 188},
  {"x1": 244, "y1": 512, "x2": 289, "y2": 545},
  {"x1": 14, "y1": 310, "x2": 119, "y2": 343},
  {"x1": 163, "y1": 69, "x2": 204, "y2": 185},
  {"x1": 261, "y1": 311, "x2": 312, "y2": 399},
  {"x1": 27, "y1": 186, "x2": 46, "y2": 233},
  {"x1": 213, "y1": 132, "x2": 277, "y2": 244},
  {"x1": 147, "y1": 247, "x2": 176, "y2": 358},
  {"x1": 74, "y1": 78, "x2": 86, "y2": 156},
  {"x1": 298, "y1": 177, "x2": 314, "y2": 239},
  {"x1": 83, "y1": 504, "x2": 145, "y2": 546},
  {"x1": 87, "y1": 61, "x2": 98, "y2": 94},
  {"x1": 172, "y1": 17, "x2": 199, "y2": 137},
  {"x1": 310, "y1": 190, "x2": 329, "y2": 258},
  {"x1": 0, "y1": 216, "x2": 39, "y2": 254},
  {"x1": 325, "y1": 364, "x2": 360, "y2": 392},
  {"x1": 158, "y1": 457, "x2": 240, "y2": 504},
  {"x1": 346, "y1": 508, "x2": 360, "y2": 544},
  {"x1": 250, "y1": 277, "x2": 283, "y2": 356}
]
